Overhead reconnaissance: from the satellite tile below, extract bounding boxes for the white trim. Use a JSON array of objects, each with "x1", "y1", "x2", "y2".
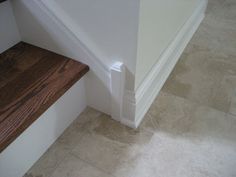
[
  {"x1": 120, "y1": 116, "x2": 137, "y2": 129},
  {"x1": 122, "y1": 0, "x2": 208, "y2": 128},
  {"x1": 111, "y1": 62, "x2": 126, "y2": 121},
  {"x1": 32, "y1": 0, "x2": 115, "y2": 115},
  {"x1": 34, "y1": 0, "x2": 110, "y2": 76}
]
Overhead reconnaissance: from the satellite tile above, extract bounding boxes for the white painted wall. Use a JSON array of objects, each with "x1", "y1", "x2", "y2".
[
  {"x1": 0, "y1": 1, "x2": 20, "y2": 53},
  {"x1": 135, "y1": 0, "x2": 201, "y2": 89},
  {"x1": 55, "y1": 0, "x2": 139, "y2": 76},
  {"x1": 0, "y1": 79, "x2": 87, "y2": 177},
  {"x1": 122, "y1": 0, "x2": 207, "y2": 128}
]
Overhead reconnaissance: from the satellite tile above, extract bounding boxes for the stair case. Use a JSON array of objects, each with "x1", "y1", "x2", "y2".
[
  {"x1": 0, "y1": 42, "x2": 89, "y2": 152},
  {"x1": 0, "y1": 42, "x2": 89, "y2": 177}
]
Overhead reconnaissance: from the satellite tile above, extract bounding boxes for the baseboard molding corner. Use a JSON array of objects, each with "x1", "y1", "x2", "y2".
[{"x1": 122, "y1": 0, "x2": 207, "y2": 128}]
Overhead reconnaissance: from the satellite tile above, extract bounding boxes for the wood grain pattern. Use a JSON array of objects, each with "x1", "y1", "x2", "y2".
[{"x1": 0, "y1": 42, "x2": 89, "y2": 152}]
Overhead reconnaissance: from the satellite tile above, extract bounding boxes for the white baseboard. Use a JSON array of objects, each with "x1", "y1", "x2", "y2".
[
  {"x1": 121, "y1": 0, "x2": 208, "y2": 128},
  {"x1": 0, "y1": 79, "x2": 87, "y2": 177}
]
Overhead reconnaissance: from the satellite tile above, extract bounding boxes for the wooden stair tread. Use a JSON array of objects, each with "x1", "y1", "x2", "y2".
[{"x1": 0, "y1": 42, "x2": 89, "y2": 152}]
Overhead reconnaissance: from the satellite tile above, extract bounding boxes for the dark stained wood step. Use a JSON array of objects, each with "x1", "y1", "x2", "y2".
[{"x1": 0, "y1": 42, "x2": 89, "y2": 152}]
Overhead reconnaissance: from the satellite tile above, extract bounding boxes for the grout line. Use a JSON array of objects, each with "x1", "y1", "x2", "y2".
[
  {"x1": 69, "y1": 151, "x2": 117, "y2": 177},
  {"x1": 227, "y1": 112, "x2": 236, "y2": 118},
  {"x1": 161, "y1": 90, "x2": 231, "y2": 114}
]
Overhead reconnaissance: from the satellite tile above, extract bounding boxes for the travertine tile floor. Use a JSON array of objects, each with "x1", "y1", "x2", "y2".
[{"x1": 24, "y1": 1, "x2": 236, "y2": 177}]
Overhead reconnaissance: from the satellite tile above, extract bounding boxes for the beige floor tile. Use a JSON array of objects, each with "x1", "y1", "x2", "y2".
[
  {"x1": 71, "y1": 94, "x2": 236, "y2": 177},
  {"x1": 70, "y1": 115, "x2": 153, "y2": 176},
  {"x1": 140, "y1": 92, "x2": 197, "y2": 135},
  {"x1": 51, "y1": 154, "x2": 111, "y2": 177},
  {"x1": 24, "y1": 141, "x2": 71, "y2": 177},
  {"x1": 189, "y1": 15, "x2": 236, "y2": 57},
  {"x1": 189, "y1": 107, "x2": 236, "y2": 143},
  {"x1": 138, "y1": 132, "x2": 236, "y2": 177},
  {"x1": 57, "y1": 107, "x2": 101, "y2": 149},
  {"x1": 24, "y1": 107, "x2": 99, "y2": 177},
  {"x1": 141, "y1": 91, "x2": 236, "y2": 142},
  {"x1": 83, "y1": 113, "x2": 153, "y2": 145},
  {"x1": 126, "y1": 92, "x2": 236, "y2": 177},
  {"x1": 219, "y1": 75, "x2": 236, "y2": 116},
  {"x1": 230, "y1": 91, "x2": 236, "y2": 116},
  {"x1": 71, "y1": 133, "x2": 129, "y2": 175},
  {"x1": 162, "y1": 44, "x2": 236, "y2": 113},
  {"x1": 207, "y1": 0, "x2": 236, "y2": 22},
  {"x1": 70, "y1": 132, "x2": 158, "y2": 177}
]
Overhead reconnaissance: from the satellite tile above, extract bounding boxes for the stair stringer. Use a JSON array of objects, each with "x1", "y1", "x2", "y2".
[{"x1": 12, "y1": 0, "x2": 127, "y2": 116}]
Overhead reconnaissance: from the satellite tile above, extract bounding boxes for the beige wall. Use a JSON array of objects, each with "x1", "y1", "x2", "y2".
[{"x1": 135, "y1": 0, "x2": 200, "y2": 89}]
